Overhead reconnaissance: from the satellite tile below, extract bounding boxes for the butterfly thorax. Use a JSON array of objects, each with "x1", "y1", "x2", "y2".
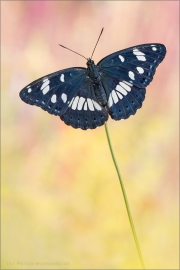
[{"x1": 86, "y1": 58, "x2": 107, "y2": 106}]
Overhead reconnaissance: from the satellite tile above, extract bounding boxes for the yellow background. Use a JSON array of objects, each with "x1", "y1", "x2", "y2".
[{"x1": 2, "y1": 1, "x2": 179, "y2": 269}]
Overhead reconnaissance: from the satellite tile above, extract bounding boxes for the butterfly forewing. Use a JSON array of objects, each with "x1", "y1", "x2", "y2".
[
  {"x1": 98, "y1": 43, "x2": 166, "y2": 88},
  {"x1": 20, "y1": 67, "x2": 86, "y2": 115}
]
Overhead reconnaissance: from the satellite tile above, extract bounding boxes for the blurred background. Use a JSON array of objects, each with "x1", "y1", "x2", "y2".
[{"x1": 1, "y1": 1, "x2": 179, "y2": 269}]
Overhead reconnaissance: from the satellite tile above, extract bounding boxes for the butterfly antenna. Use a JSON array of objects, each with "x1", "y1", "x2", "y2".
[
  {"x1": 59, "y1": 44, "x2": 88, "y2": 60},
  {"x1": 91, "y1": 28, "x2": 104, "y2": 59}
]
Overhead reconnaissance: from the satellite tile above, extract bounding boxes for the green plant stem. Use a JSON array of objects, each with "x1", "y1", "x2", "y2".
[{"x1": 104, "y1": 122, "x2": 146, "y2": 269}]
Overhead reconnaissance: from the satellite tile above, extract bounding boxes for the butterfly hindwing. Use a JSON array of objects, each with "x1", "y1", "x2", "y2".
[
  {"x1": 101, "y1": 74, "x2": 146, "y2": 120},
  {"x1": 60, "y1": 79, "x2": 108, "y2": 129},
  {"x1": 19, "y1": 68, "x2": 86, "y2": 116},
  {"x1": 98, "y1": 43, "x2": 166, "y2": 88}
]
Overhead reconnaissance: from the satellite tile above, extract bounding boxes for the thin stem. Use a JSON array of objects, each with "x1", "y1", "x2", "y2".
[{"x1": 104, "y1": 122, "x2": 146, "y2": 269}]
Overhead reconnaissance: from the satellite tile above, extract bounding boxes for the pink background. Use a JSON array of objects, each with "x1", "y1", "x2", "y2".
[{"x1": 2, "y1": 1, "x2": 179, "y2": 269}]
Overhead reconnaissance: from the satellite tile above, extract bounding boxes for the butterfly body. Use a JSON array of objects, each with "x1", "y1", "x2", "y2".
[
  {"x1": 86, "y1": 59, "x2": 107, "y2": 106},
  {"x1": 20, "y1": 43, "x2": 166, "y2": 130}
]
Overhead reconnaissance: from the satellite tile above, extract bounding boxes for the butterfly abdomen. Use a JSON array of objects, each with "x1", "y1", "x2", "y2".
[
  {"x1": 93, "y1": 82, "x2": 107, "y2": 106},
  {"x1": 87, "y1": 59, "x2": 107, "y2": 106}
]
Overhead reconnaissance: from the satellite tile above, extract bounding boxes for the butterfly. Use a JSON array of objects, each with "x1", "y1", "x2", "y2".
[{"x1": 19, "y1": 29, "x2": 166, "y2": 130}]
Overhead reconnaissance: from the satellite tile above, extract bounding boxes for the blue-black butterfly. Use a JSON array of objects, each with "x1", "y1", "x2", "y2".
[{"x1": 19, "y1": 29, "x2": 166, "y2": 130}]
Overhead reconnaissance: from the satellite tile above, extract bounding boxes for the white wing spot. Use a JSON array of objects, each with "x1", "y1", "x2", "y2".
[
  {"x1": 42, "y1": 85, "x2": 50, "y2": 95},
  {"x1": 27, "y1": 87, "x2": 32, "y2": 93},
  {"x1": 72, "y1": 96, "x2": 79, "y2": 110},
  {"x1": 61, "y1": 93, "x2": 67, "y2": 103},
  {"x1": 116, "y1": 85, "x2": 127, "y2": 96},
  {"x1": 84, "y1": 101, "x2": 88, "y2": 110},
  {"x1": 77, "y1": 97, "x2": 85, "y2": 110},
  {"x1": 92, "y1": 100, "x2": 102, "y2": 111},
  {"x1": 60, "y1": 74, "x2": 65, "y2": 82},
  {"x1": 133, "y1": 49, "x2": 146, "y2": 61},
  {"x1": 123, "y1": 81, "x2": 133, "y2": 87},
  {"x1": 136, "y1": 67, "x2": 144, "y2": 74},
  {"x1": 41, "y1": 79, "x2": 50, "y2": 89},
  {"x1": 136, "y1": 55, "x2": 146, "y2": 61},
  {"x1": 111, "y1": 90, "x2": 118, "y2": 104},
  {"x1": 116, "y1": 91, "x2": 123, "y2": 99},
  {"x1": 133, "y1": 49, "x2": 145, "y2": 56},
  {"x1": 51, "y1": 94, "x2": 57, "y2": 103},
  {"x1": 152, "y1": 46, "x2": 157, "y2": 51},
  {"x1": 41, "y1": 79, "x2": 50, "y2": 94},
  {"x1": 128, "y1": 71, "x2": 135, "y2": 80},
  {"x1": 68, "y1": 97, "x2": 74, "y2": 107},
  {"x1": 87, "y1": 98, "x2": 94, "y2": 111},
  {"x1": 108, "y1": 93, "x2": 113, "y2": 107},
  {"x1": 119, "y1": 55, "x2": 125, "y2": 62},
  {"x1": 119, "y1": 81, "x2": 131, "y2": 92}
]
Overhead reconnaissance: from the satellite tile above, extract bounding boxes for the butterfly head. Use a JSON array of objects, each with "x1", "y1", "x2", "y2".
[{"x1": 86, "y1": 58, "x2": 95, "y2": 67}]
